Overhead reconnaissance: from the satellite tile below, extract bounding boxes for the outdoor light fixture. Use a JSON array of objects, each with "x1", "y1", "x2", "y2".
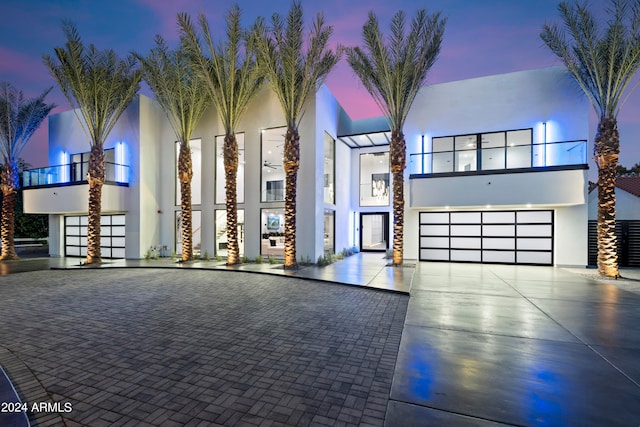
[{"x1": 60, "y1": 151, "x2": 69, "y2": 183}]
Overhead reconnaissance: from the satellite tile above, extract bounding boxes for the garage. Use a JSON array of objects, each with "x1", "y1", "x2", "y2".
[
  {"x1": 65, "y1": 214, "x2": 126, "y2": 258},
  {"x1": 419, "y1": 210, "x2": 553, "y2": 265}
]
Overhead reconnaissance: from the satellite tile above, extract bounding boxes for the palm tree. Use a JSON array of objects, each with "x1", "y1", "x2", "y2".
[
  {"x1": 179, "y1": 4, "x2": 264, "y2": 265},
  {"x1": 347, "y1": 9, "x2": 446, "y2": 266},
  {"x1": 254, "y1": 1, "x2": 341, "y2": 268},
  {"x1": 43, "y1": 22, "x2": 141, "y2": 264},
  {"x1": 541, "y1": 0, "x2": 640, "y2": 277},
  {"x1": 134, "y1": 36, "x2": 211, "y2": 262},
  {"x1": 0, "y1": 82, "x2": 54, "y2": 260}
]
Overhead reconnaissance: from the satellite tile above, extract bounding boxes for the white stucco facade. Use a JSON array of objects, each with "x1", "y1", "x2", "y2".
[{"x1": 24, "y1": 66, "x2": 590, "y2": 267}]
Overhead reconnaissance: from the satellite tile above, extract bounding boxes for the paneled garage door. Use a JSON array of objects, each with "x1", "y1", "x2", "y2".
[
  {"x1": 419, "y1": 210, "x2": 553, "y2": 265},
  {"x1": 65, "y1": 214, "x2": 126, "y2": 258}
]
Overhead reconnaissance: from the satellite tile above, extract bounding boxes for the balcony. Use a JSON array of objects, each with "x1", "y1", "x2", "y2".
[
  {"x1": 409, "y1": 139, "x2": 588, "y2": 177},
  {"x1": 408, "y1": 140, "x2": 589, "y2": 209},
  {"x1": 22, "y1": 162, "x2": 130, "y2": 214},
  {"x1": 22, "y1": 161, "x2": 129, "y2": 188}
]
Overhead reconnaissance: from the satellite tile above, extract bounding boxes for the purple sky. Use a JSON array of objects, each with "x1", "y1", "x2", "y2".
[{"x1": 1, "y1": 0, "x2": 639, "y2": 176}]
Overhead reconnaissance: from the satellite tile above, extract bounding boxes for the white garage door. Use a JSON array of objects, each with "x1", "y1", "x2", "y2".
[
  {"x1": 65, "y1": 214, "x2": 126, "y2": 258},
  {"x1": 419, "y1": 210, "x2": 553, "y2": 265}
]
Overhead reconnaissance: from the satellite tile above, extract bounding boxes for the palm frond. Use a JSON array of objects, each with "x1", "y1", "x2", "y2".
[
  {"x1": 0, "y1": 82, "x2": 55, "y2": 164},
  {"x1": 253, "y1": 0, "x2": 341, "y2": 129},
  {"x1": 346, "y1": 8, "x2": 446, "y2": 131},
  {"x1": 178, "y1": 4, "x2": 265, "y2": 134},
  {"x1": 541, "y1": 0, "x2": 640, "y2": 118},
  {"x1": 134, "y1": 35, "x2": 211, "y2": 145},
  {"x1": 43, "y1": 21, "x2": 141, "y2": 148}
]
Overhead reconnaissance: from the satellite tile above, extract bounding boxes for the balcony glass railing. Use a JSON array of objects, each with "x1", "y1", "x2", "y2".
[
  {"x1": 409, "y1": 140, "x2": 587, "y2": 175},
  {"x1": 22, "y1": 162, "x2": 129, "y2": 188}
]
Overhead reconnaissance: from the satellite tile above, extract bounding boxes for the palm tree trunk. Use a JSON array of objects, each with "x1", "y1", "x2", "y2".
[
  {"x1": 595, "y1": 117, "x2": 619, "y2": 277},
  {"x1": 283, "y1": 127, "x2": 299, "y2": 269},
  {"x1": 86, "y1": 145, "x2": 104, "y2": 264},
  {"x1": 0, "y1": 161, "x2": 19, "y2": 260},
  {"x1": 390, "y1": 129, "x2": 405, "y2": 266},
  {"x1": 224, "y1": 133, "x2": 239, "y2": 265},
  {"x1": 178, "y1": 141, "x2": 193, "y2": 262}
]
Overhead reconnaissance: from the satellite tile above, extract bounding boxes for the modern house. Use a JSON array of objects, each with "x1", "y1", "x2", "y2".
[
  {"x1": 588, "y1": 176, "x2": 640, "y2": 266},
  {"x1": 22, "y1": 65, "x2": 590, "y2": 266}
]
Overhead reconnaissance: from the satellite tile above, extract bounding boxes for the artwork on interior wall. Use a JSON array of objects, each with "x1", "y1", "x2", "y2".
[
  {"x1": 371, "y1": 173, "x2": 389, "y2": 198},
  {"x1": 267, "y1": 215, "x2": 280, "y2": 230}
]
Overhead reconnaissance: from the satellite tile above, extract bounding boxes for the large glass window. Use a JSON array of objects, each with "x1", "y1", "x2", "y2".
[
  {"x1": 175, "y1": 210, "x2": 201, "y2": 256},
  {"x1": 261, "y1": 127, "x2": 286, "y2": 202},
  {"x1": 455, "y1": 135, "x2": 477, "y2": 172},
  {"x1": 360, "y1": 152, "x2": 390, "y2": 206},
  {"x1": 70, "y1": 148, "x2": 117, "y2": 182},
  {"x1": 424, "y1": 129, "x2": 534, "y2": 174},
  {"x1": 324, "y1": 209, "x2": 334, "y2": 255},
  {"x1": 481, "y1": 132, "x2": 506, "y2": 170},
  {"x1": 506, "y1": 130, "x2": 532, "y2": 169},
  {"x1": 175, "y1": 139, "x2": 202, "y2": 206},
  {"x1": 261, "y1": 208, "x2": 285, "y2": 258},
  {"x1": 215, "y1": 134, "x2": 245, "y2": 204},
  {"x1": 432, "y1": 136, "x2": 453, "y2": 173},
  {"x1": 215, "y1": 209, "x2": 245, "y2": 257},
  {"x1": 324, "y1": 133, "x2": 335, "y2": 204}
]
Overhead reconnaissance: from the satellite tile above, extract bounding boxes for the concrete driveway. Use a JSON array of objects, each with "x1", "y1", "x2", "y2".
[{"x1": 386, "y1": 263, "x2": 640, "y2": 426}]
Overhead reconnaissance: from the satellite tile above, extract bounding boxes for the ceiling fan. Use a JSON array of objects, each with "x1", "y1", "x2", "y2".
[{"x1": 263, "y1": 161, "x2": 279, "y2": 169}]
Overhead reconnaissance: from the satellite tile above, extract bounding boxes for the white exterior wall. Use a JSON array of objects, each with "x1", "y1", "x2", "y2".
[
  {"x1": 153, "y1": 84, "x2": 342, "y2": 262},
  {"x1": 410, "y1": 169, "x2": 588, "y2": 208},
  {"x1": 555, "y1": 205, "x2": 588, "y2": 266},
  {"x1": 335, "y1": 139, "x2": 353, "y2": 250},
  {"x1": 128, "y1": 96, "x2": 164, "y2": 258},
  {"x1": 403, "y1": 67, "x2": 590, "y2": 266}
]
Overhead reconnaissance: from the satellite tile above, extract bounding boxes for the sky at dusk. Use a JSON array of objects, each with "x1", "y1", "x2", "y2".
[{"x1": 1, "y1": 0, "x2": 639, "y2": 176}]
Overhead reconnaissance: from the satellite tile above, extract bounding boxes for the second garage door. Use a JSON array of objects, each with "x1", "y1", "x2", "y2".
[{"x1": 419, "y1": 210, "x2": 553, "y2": 265}]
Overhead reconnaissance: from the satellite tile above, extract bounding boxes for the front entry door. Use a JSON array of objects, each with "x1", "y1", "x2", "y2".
[{"x1": 360, "y1": 213, "x2": 389, "y2": 252}]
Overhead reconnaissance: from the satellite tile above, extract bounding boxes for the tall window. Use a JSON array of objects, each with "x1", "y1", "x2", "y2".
[
  {"x1": 175, "y1": 210, "x2": 201, "y2": 256},
  {"x1": 324, "y1": 209, "x2": 335, "y2": 255},
  {"x1": 215, "y1": 134, "x2": 245, "y2": 204},
  {"x1": 175, "y1": 139, "x2": 202, "y2": 206},
  {"x1": 261, "y1": 127, "x2": 286, "y2": 202},
  {"x1": 324, "y1": 133, "x2": 335, "y2": 204},
  {"x1": 261, "y1": 208, "x2": 285, "y2": 258},
  {"x1": 360, "y1": 152, "x2": 390, "y2": 207},
  {"x1": 215, "y1": 209, "x2": 245, "y2": 257}
]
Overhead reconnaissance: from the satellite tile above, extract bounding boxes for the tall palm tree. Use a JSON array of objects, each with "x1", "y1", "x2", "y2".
[
  {"x1": 43, "y1": 22, "x2": 141, "y2": 264},
  {"x1": 134, "y1": 36, "x2": 211, "y2": 262},
  {"x1": 347, "y1": 9, "x2": 446, "y2": 266},
  {"x1": 0, "y1": 82, "x2": 54, "y2": 260},
  {"x1": 541, "y1": 0, "x2": 640, "y2": 277},
  {"x1": 179, "y1": 4, "x2": 264, "y2": 265},
  {"x1": 254, "y1": 1, "x2": 341, "y2": 268}
]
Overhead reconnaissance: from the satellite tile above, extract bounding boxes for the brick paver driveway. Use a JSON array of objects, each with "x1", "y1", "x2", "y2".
[{"x1": 0, "y1": 269, "x2": 408, "y2": 426}]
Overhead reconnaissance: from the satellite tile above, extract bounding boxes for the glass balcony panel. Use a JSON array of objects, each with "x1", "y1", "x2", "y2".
[
  {"x1": 455, "y1": 150, "x2": 477, "y2": 172},
  {"x1": 432, "y1": 152, "x2": 454, "y2": 173},
  {"x1": 506, "y1": 145, "x2": 531, "y2": 169},
  {"x1": 544, "y1": 141, "x2": 587, "y2": 166},
  {"x1": 482, "y1": 147, "x2": 505, "y2": 170},
  {"x1": 409, "y1": 153, "x2": 423, "y2": 175}
]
